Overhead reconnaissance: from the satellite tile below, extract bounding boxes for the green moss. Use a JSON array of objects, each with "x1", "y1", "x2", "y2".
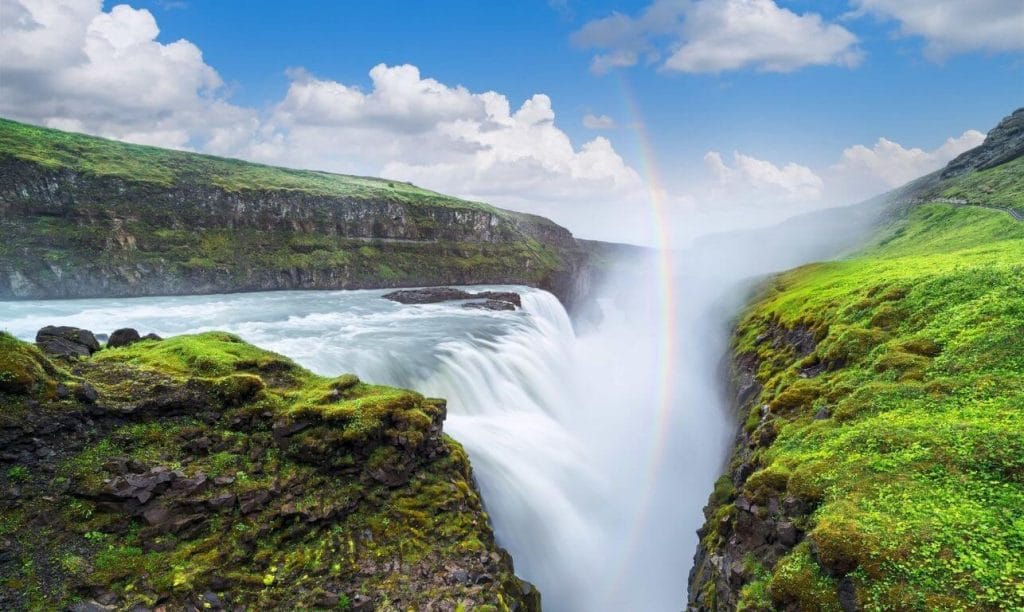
[
  {"x1": 0, "y1": 331, "x2": 58, "y2": 396},
  {"x1": 1, "y1": 331, "x2": 534, "y2": 609}
]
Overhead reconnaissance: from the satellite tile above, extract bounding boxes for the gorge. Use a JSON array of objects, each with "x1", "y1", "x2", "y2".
[{"x1": 2, "y1": 108, "x2": 1023, "y2": 611}]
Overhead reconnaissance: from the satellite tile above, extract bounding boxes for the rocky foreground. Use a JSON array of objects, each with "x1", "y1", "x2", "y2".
[{"x1": 0, "y1": 327, "x2": 539, "y2": 611}]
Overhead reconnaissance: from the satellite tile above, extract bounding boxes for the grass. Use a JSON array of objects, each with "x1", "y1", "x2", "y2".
[
  {"x1": 0, "y1": 118, "x2": 498, "y2": 212},
  {"x1": 721, "y1": 203, "x2": 1024, "y2": 610}
]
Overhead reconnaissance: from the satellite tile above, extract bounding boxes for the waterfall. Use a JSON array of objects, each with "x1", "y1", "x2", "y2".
[{"x1": 0, "y1": 283, "x2": 736, "y2": 611}]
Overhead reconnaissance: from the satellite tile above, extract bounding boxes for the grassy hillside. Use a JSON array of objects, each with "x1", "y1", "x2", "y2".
[
  {"x1": 0, "y1": 331, "x2": 538, "y2": 610},
  {"x1": 0, "y1": 118, "x2": 498, "y2": 213},
  {"x1": 691, "y1": 152, "x2": 1024, "y2": 609}
]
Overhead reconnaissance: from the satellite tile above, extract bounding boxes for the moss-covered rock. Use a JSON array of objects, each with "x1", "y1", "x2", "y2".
[{"x1": 0, "y1": 332, "x2": 539, "y2": 611}]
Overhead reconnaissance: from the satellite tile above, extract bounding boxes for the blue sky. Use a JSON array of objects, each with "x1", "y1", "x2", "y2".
[
  {"x1": 2, "y1": 0, "x2": 1022, "y2": 242},
  {"x1": 128, "y1": 1, "x2": 1021, "y2": 168}
]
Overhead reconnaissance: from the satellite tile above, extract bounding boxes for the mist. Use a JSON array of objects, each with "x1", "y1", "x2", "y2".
[{"x1": 0, "y1": 195, "x2": 886, "y2": 611}]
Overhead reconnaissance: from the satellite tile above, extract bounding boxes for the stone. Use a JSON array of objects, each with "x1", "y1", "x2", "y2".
[
  {"x1": 239, "y1": 490, "x2": 270, "y2": 514},
  {"x1": 142, "y1": 333, "x2": 163, "y2": 341},
  {"x1": 382, "y1": 287, "x2": 521, "y2": 309},
  {"x1": 102, "y1": 466, "x2": 176, "y2": 504},
  {"x1": 35, "y1": 325, "x2": 100, "y2": 357},
  {"x1": 814, "y1": 406, "x2": 831, "y2": 420},
  {"x1": 143, "y1": 506, "x2": 173, "y2": 526},
  {"x1": 107, "y1": 328, "x2": 142, "y2": 348}
]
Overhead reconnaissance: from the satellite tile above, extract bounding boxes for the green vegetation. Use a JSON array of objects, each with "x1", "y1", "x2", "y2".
[
  {"x1": 0, "y1": 118, "x2": 496, "y2": 212},
  {"x1": 0, "y1": 332, "x2": 537, "y2": 610},
  {"x1": 935, "y1": 156, "x2": 1024, "y2": 210},
  {"x1": 715, "y1": 203, "x2": 1024, "y2": 610}
]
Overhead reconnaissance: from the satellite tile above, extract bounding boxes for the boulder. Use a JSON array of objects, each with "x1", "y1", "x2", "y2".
[
  {"x1": 107, "y1": 328, "x2": 141, "y2": 348},
  {"x1": 35, "y1": 326, "x2": 100, "y2": 357},
  {"x1": 382, "y1": 287, "x2": 474, "y2": 304},
  {"x1": 383, "y1": 287, "x2": 521, "y2": 309}
]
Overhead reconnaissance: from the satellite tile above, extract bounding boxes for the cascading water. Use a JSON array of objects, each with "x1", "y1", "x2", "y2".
[{"x1": 0, "y1": 279, "x2": 736, "y2": 611}]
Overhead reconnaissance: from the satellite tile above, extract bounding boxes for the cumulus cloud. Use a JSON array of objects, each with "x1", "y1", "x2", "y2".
[
  {"x1": 0, "y1": 0, "x2": 256, "y2": 149},
  {"x1": 572, "y1": 0, "x2": 861, "y2": 74},
  {"x1": 583, "y1": 114, "x2": 616, "y2": 129},
  {"x1": 827, "y1": 130, "x2": 985, "y2": 200},
  {"x1": 699, "y1": 129, "x2": 984, "y2": 211},
  {"x1": 704, "y1": 150, "x2": 824, "y2": 202},
  {"x1": 238, "y1": 64, "x2": 645, "y2": 220},
  {"x1": 850, "y1": 0, "x2": 1024, "y2": 59}
]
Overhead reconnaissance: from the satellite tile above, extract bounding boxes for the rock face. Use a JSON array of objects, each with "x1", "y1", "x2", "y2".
[
  {"x1": 688, "y1": 320, "x2": 818, "y2": 611},
  {"x1": 942, "y1": 107, "x2": 1024, "y2": 178},
  {"x1": 383, "y1": 287, "x2": 523, "y2": 309},
  {"x1": 0, "y1": 329, "x2": 540, "y2": 611},
  {"x1": 0, "y1": 118, "x2": 614, "y2": 319}
]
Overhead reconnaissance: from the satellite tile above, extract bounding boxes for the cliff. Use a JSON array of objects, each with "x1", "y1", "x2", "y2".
[
  {"x1": 0, "y1": 329, "x2": 539, "y2": 611},
  {"x1": 687, "y1": 109, "x2": 1024, "y2": 610},
  {"x1": 0, "y1": 118, "x2": 608, "y2": 315}
]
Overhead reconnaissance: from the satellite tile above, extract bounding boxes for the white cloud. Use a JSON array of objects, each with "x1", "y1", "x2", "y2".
[
  {"x1": 241, "y1": 65, "x2": 645, "y2": 216},
  {"x1": 850, "y1": 0, "x2": 1024, "y2": 59},
  {"x1": 583, "y1": 114, "x2": 616, "y2": 129},
  {"x1": 572, "y1": 0, "x2": 861, "y2": 74},
  {"x1": 704, "y1": 150, "x2": 824, "y2": 201},
  {"x1": 0, "y1": 0, "x2": 255, "y2": 149},
  {"x1": 827, "y1": 130, "x2": 985, "y2": 199}
]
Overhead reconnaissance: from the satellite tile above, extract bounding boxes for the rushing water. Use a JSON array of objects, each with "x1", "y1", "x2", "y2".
[{"x1": 0, "y1": 280, "x2": 734, "y2": 611}]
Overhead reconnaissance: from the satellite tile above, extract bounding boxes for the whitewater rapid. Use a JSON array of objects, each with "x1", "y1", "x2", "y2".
[{"x1": 0, "y1": 283, "x2": 733, "y2": 611}]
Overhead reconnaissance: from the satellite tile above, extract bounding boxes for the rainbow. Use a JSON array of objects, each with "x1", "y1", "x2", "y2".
[{"x1": 599, "y1": 74, "x2": 682, "y2": 601}]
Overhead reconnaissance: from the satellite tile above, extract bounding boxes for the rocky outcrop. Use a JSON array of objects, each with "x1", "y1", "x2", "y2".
[
  {"x1": 942, "y1": 107, "x2": 1024, "y2": 178},
  {"x1": 383, "y1": 287, "x2": 522, "y2": 309},
  {"x1": 0, "y1": 329, "x2": 540, "y2": 611},
  {"x1": 688, "y1": 320, "x2": 819, "y2": 611}
]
